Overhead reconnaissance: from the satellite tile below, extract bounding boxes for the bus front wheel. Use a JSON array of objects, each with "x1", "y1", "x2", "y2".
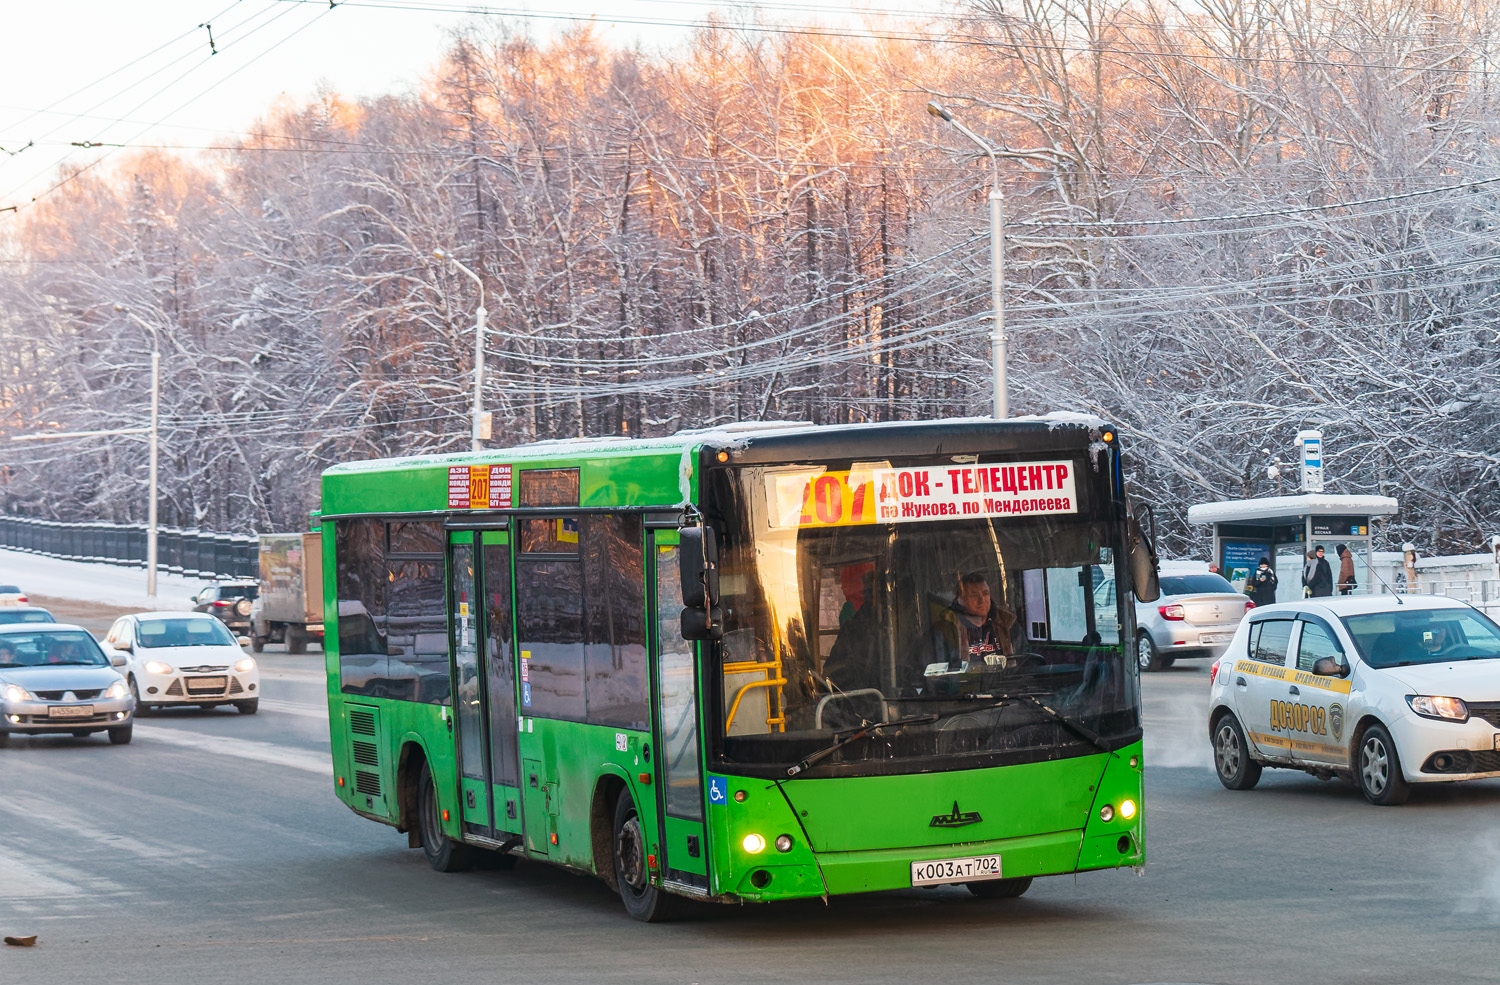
[
  {"x1": 612, "y1": 791, "x2": 681, "y2": 922},
  {"x1": 417, "y1": 760, "x2": 473, "y2": 872}
]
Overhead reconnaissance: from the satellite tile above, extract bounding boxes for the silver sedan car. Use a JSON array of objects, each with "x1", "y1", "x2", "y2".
[
  {"x1": 1135, "y1": 570, "x2": 1253, "y2": 671},
  {"x1": 0, "y1": 624, "x2": 136, "y2": 745}
]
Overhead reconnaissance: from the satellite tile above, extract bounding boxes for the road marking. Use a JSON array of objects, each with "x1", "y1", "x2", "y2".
[
  {"x1": 135, "y1": 725, "x2": 330, "y2": 775},
  {"x1": 258, "y1": 697, "x2": 328, "y2": 720}
]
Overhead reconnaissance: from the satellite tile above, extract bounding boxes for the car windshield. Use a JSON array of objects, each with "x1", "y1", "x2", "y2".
[
  {"x1": 1159, "y1": 574, "x2": 1236, "y2": 596},
  {"x1": 1343, "y1": 608, "x2": 1500, "y2": 667},
  {"x1": 702, "y1": 459, "x2": 1138, "y2": 779},
  {"x1": 0, "y1": 610, "x2": 53, "y2": 624},
  {"x1": 138, "y1": 617, "x2": 237, "y2": 648},
  {"x1": 0, "y1": 630, "x2": 108, "y2": 667}
]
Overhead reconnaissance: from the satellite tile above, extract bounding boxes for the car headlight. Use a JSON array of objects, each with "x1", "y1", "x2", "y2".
[
  {"x1": 1407, "y1": 694, "x2": 1469, "y2": 722},
  {"x1": 143, "y1": 660, "x2": 175, "y2": 675},
  {"x1": 234, "y1": 657, "x2": 256, "y2": 673},
  {"x1": 104, "y1": 680, "x2": 129, "y2": 699},
  {"x1": 3, "y1": 683, "x2": 32, "y2": 702}
]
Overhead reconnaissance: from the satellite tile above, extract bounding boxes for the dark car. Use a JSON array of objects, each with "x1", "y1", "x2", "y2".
[
  {"x1": 192, "y1": 581, "x2": 260, "y2": 633},
  {"x1": 0, "y1": 606, "x2": 55, "y2": 625}
]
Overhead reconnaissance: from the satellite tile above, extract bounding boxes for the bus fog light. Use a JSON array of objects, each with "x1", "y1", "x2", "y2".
[
  {"x1": 774, "y1": 834, "x2": 793, "y2": 853},
  {"x1": 742, "y1": 833, "x2": 766, "y2": 854},
  {"x1": 1099, "y1": 804, "x2": 1115, "y2": 822},
  {"x1": 1119, "y1": 799, "x2": 1137, "y2": 820}
]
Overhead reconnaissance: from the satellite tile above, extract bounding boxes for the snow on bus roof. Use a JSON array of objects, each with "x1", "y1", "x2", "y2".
[
  {"x1": 323, "y1": 414, "x2": 1111, "y2": 476},
  {"x1": 1187, "y1": 494, "x2": 1399, "y2": 524}
]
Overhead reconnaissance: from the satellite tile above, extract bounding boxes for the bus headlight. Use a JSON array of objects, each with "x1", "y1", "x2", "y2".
[
  {"x1": 742, "y1": 833, "x2": 766, "y2": 854},
  {"x1": 1119, "y1": 799, "x2": 1137, "y2": 820}
]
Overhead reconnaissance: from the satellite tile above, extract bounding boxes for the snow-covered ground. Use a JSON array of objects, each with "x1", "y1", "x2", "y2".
[{"x1": 0, "y1": 548, "x2": 211, "y2": 609}]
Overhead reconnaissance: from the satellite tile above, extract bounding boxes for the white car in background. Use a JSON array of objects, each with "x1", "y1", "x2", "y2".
[
  {"x1": 0, "y1": 584, "x2": 29, "y2": 606},
  {"x1": 102, "y1": 612, "x2": 261, "y2": 715},
  {"x1": 1209, "y1": 595, "x2": 1500, "y2": 805}
]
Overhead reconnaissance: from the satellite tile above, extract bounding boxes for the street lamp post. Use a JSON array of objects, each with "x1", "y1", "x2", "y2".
[
  {"x1": 927, "y1": 101, "x2": 1007, "y2": 420},
  {"x1": 434, "y1": 248, "x2": 489, "y2": 453},
  {"x1": 114, "y1": 305, "x2": 161, "y2": 601}
]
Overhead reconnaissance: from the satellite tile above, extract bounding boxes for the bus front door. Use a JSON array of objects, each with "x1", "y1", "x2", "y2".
[
  {"x1": 652, "y1": 533, "x2": 709, "y2": 894},
  {"x1": 448, "y1": 530, "x2": 522, "y2": 845}
]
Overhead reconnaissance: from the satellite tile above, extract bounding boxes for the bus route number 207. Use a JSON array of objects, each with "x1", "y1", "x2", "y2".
[{"x1": 910, "y1": 854, "x2": 1004, "y2": 886}]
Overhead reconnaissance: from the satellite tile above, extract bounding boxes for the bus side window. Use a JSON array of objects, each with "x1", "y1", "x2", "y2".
[{"x1": 582, "y1": 515, "x2": 648, "y2": 730}]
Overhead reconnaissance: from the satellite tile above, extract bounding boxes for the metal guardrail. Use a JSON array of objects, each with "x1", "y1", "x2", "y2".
[{"x1": 0, "y1": 516, "x2": 257, "y2": 580}]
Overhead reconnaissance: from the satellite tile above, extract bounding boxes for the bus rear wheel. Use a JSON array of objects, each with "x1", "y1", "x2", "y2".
[
  {"x1": 967, "y1": 876, "x2": 1033, "y2": 899},
  {"x1": 417, "y1": 760, "x2": 473, "y2": 872},
  {"x1": 612, "y1": 791, "x2": 681, "y2": 922}
]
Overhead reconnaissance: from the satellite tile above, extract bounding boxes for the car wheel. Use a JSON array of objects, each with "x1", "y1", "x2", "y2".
[
  {"x1": 286, "y1": 628, "x2": 307, "y2": 655},
  {"x1": 235, "y1": 699, "x2": 259, "y2": 715},
  {"x1": 1213, "y1": 714, "x2": 1262, "y2": 790},
  {"x1": 108, "y1": 724, "x2": 133, "y2": 745},
  {"x1": 1136, "y1": 633, "x2": 1164, "y2": 672},
  {"x1": 417, "y1": 760, "x2": 473, "y2": 872},
  {"x1": 128, "y1": 677, "x2": 151, "y2": 717},
  {"x1": 1357, "y1": 724, "x2": 1410, "y2": 806},
  {"x1": 1159, "y1": 656, "x2": 1176, "y2": 669},
  {"x1": 0, "y1": 731, "x2": 10, "y2": 748},
  {"x1": 967, "y1": 876, "x2": 1033, "y2": 899},
  {"x1": 613, "y1": 790, "x2": 682, "y2": 922}
]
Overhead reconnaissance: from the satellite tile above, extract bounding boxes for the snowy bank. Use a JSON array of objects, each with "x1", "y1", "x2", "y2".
[{"x1": 0, "y1": 548, "x2": 212, "y2": 610}]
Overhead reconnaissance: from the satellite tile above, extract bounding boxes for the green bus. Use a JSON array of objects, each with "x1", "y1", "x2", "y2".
[{"x1": 321, "y1": 417, "x2": 1158, "y2": 920}]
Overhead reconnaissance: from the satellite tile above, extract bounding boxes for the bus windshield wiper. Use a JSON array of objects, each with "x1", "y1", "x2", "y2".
[
  {"x1": 785, "y1": 714, "x2": 940, "y2": 777},
  {"x1": 971, "y1": 693, "x2": 1111, "y2": 754}
]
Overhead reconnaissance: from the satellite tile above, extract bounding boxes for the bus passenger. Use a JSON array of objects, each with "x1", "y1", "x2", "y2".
[
  {"x1": 932, "y1": 572, "x2": 1017, "y2": 669},
  {"x1": 824, "y1": 568, "x2": 883, "y2": 691}
]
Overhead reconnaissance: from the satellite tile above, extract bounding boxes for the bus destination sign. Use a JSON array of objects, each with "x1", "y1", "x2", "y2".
[
  {"x1": 768, "y1": 460, "x2": 1078, "y2": 529},
  {"x1": 448, "y1": 464, "x2": 513, "y2": 510}
]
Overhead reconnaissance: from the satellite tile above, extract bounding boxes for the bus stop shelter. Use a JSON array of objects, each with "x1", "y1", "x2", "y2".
[{"x1": 1186, "y1": 494, "x2": 1399, "y2": 603}]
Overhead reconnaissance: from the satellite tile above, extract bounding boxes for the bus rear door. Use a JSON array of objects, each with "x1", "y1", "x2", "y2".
[{"x1": 447, "y1": 529, "x2": 522, "y2": 845}]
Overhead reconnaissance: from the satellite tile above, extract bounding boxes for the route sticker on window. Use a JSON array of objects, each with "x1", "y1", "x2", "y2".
[
  {"x1": 707, "y1": 775, "x2": 729, "y2": 807},
  {"x1": 766, "y1": 460, "x2": 1078, "y2": 529}
]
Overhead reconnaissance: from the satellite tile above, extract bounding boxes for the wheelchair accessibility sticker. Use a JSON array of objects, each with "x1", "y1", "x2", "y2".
[{"x1": 708, "y1": 775, "x2": 729, "y2": 807}]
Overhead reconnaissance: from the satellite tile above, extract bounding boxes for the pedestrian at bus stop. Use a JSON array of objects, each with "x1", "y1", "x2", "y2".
[
  {"x1": 1303, "y1": 546, "x2": 1334, "y2": 598},
  {"x1": 1246, "y1": 557, "x2": 1278, "y2": 607},
  {"x1": 1336, "y1": 543, "x2": 1357, "y2": 595}
]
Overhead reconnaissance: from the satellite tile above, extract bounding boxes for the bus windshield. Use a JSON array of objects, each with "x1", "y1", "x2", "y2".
[{"x1": 705, "y1": 459, "x2": 1138, "y2": 778}]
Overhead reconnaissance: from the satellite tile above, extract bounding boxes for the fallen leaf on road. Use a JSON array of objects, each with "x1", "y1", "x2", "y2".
[{"x1": 4, "y1": 936, "x2": 37, "y2": 947}]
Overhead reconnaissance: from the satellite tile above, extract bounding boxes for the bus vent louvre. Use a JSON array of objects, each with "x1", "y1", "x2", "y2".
[
  {"x1": 349, "y1": 709, "x2": 376, "y2": 735},
  {"x1": 352, "y1": 740, "x2": 379, "y2": 767},
  {"x1": 354, "y1": 770, "x2": 381, "y2": 796}
]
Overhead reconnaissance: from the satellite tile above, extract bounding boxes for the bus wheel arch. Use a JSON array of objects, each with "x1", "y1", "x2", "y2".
[
  {"x1": 396, "y1": 740, "x2": 429, "y2": 844},
  {"x1": 590, "y1": 773, "x2": 627, "y2": 891}
]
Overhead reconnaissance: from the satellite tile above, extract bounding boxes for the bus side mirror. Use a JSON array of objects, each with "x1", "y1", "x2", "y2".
[
  {"x1": 680, "y1": 606, "x2": 724, "y2": 642},
  {"x1": 1128, "y1": 511, "x2": 1160, "y2": 603},
  {"x1": 679, "y1": 526, "x2": 720, "y2": 608}
]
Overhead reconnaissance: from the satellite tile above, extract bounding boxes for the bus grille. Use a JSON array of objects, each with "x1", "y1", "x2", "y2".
[
  {"x1": 349, "y1": 709, "x2": 376, "y2": 735},
  {"x1": 352, "y1": 740, "x2": 379, "y2": 766},
  {"x1": 354, "y1": 770, "x2": 381, "y2": 796}
]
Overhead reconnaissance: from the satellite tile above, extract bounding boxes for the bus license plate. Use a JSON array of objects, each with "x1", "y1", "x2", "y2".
[
  {"x1": 48, "y1": 705, "x2": 93, "y2": 718},
  {"x1": 910, "y1": 855, "x2": 1003, "y2": 886}
]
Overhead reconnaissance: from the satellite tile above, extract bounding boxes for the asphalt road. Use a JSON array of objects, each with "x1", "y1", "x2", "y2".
[{"x1": 3, "y1": 656, "x2": 1498, "y2": 985}]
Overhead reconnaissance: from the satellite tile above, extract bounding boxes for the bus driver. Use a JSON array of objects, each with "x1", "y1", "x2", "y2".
[{"x1": 932, "y1": 572, "x2": 1018, "y2": 671}]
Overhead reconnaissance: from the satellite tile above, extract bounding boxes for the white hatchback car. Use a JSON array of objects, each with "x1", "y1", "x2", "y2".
[
  {"x1": 103, "y1": 612, "x2": 260, "y2": 715},
  {"x1": 1208, "y1": 595, "x2": 1500, "y2": 805}
]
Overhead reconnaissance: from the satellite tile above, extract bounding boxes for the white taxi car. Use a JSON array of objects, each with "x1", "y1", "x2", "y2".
[
  {"x1": 103, "y1": 612, "x2": 260, "y2": 715},
  {"x1": 1208, "y1": 594, "x2": 1500, "y2": 805}
]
